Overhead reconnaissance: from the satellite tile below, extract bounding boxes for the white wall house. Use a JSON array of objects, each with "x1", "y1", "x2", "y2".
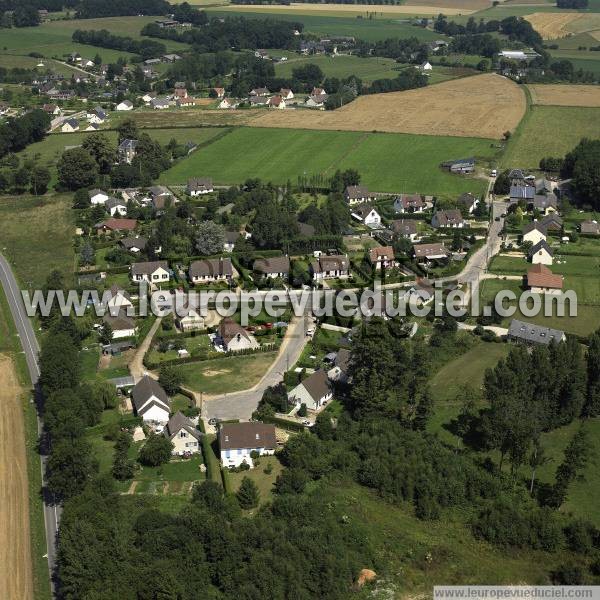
[
  {"x1": 288, "y1": 370, "x2": 332, "y2": 412},
  {"x1": 529, "y1": 241, "x2": 553, "y2": 266},
  {"x1": 219, "y1": 422, "x2": 277, "y2": 468},
  {"x1": 130, "y1": 261, "x2": 170, "y2": 283},
  {"x1": 131, "y1": 376, "x2": 171, "y2": 424},
  {"x1": 164, "y1": 412, "x2": 202, "y2": 455},
  {"x1": 89, "y1": 189, "x2": 109, "y2": 205},
  {"x1": 522, "y1": 223, "x2": 547, "y2": 246}
]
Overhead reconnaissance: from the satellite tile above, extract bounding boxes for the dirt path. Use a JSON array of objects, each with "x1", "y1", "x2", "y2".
[{"x1": 0, "y1": 354, "x2": 33, "y2": 600}]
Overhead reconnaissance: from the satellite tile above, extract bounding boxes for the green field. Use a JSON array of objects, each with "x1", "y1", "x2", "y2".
[
  {"x1": 0, "y1": 54, "x2": 80, "y2": 77},
  {"x1": 502, "y1": 105, "x2": 600, "y2": 169},
  {"x1": 160, "y1": 126, "x2": 495, "y2": 197}
]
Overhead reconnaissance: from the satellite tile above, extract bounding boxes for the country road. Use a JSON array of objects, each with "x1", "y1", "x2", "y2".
[{"x1": 0, "y1": 254, "x2": 58, "y2": 593}]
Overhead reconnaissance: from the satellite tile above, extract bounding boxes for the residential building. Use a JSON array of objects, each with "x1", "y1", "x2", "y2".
[
  {"x1": 248, "y1": 96, "x2": 268, "y2": 107},
  {"x1": 457, "y1": 192, "x2": 479, "y2": 214},
  {"x1": 351, "y1": 204, "x2": 381, "y2": 227},
  {"x1": 413, "y1": 242, "x2": 448, "y2": 262},
  {"x1": 441, "y1": 158, "x2": 475, "y2": 174},
  {"x1": 162, "y1": 54, "x2": 182, "y2": 63},
  {"x1": 118, "y1": 138, "x2": 138, "y2": 164},
  {"x1": 522, "y1": 222, "x2": 547, "y2": 245},
  {"x1": 148, "y1": 185, "x2": 175, "y2": 211},
  {"x1": 105, "y1": 285, "x2": 133, "y2": 310},
  {"x1": 310, "y1": 255, "x2": 350, "y2": 281},
  {"x1": 391, "y1": 219, "x2": 418, "y2": 241},
  {"x1": 369, "y1": 246, "x2": 396, "y2": 270},
  {"x1": 344, "y1": 185, "x2": 374, "y2": 205},
  {"x1": 187, "y1": 177, "x2": 213, "y2": 196},
  {"x1": 150, "y1": 97, "x2": 170, "y2": 110},
  {"x1": 432, "y1": 209, "x2": 465, "y2": 228},
  {"x1": 529, "y1": 240, "x2": 554, "y2": 265},
  {"x1": 420, "y1": 61, "x2": 433, "y2": 71},
  {"x1": 581, "y1": 220, "x2": 600, "y2": 235},
  {"x1": 305, "y1": 93, "x2": 328, "y2": 109},
  {"x1": 311, "y1": 87, "x2": 326, "y2": 96},
  {"x1": 526, "y1": 264, "x2": 563, "y2": 294},
  {"x1": 288, "y1": 370, "x2": 332, "y2": 412},
  {"x1": 176, "y1": 307, "x2": 205, "y2": 332},
  {"x1": 42, "y1": 103, "x2": 61, "y2": 115},
  {"x1": 268, "y1": 95, "x2": 286, "y2": 109},
  {"x1": 116, "y1": 100, "x2": 133, "y2": 111},
  {"x1": 394, "y1": 194, "x2": 426, "y2": 214},
  {"x1": 189, "y1": 258, "x2": 233, "y2": 284},
  {"x1": 218, "y1": 98, "x2": 238, "y2": 109},
  {"x1": 164, "y1": 412, "x2": 202, "y2": 455},
  {"x1": 327, "y1": 348, "x2": 351, "y2": 383},
  {"x1": 213, "y1": 87, "x2": 225, "y2": 98},
  {"x1": 89, "y1": 189, "x2": 109, "y2": 205},
  {"x1": 215, "y1": 317, "x2": 258, "y2": 352},
  {"x1": 105, "y1": 197, "x2": 127, "y2": 217},
  {"x1": 540, "y1": 213, "x2": 563, "y2": 232},
  {"x1": 531, "y1": 193, "x2": 558, "y2": 214},
  {"x1": 120, "y1": 237, "x2": 147, "y2": 253},
  {"x1": 95, "y1": 218, "x2": 138, "y2": 233},
  {"x1": 507, "y1": 318, "x2": 565, "y2": 346},
  {"x1": 103, "y1": 311, "x2": 137, "y2": 339},
  {"x1": 253, "y1": 256, "x2": 290, "y2": 279},
  {"x1": 223, "y1": 231, "x2": 238, "y2": 252},
  {"x1": 130, "y1": 260, "x2": 170, "y2": 283},
  {"x1": 510, "y1": 185, "x2": 535, "y2": 202},
  {"x1": 219, "y1": 422, "x2": 276, "y2": 468},
  {"x1": 131, "y1": 376, "x2": 171, "y2": 424},
  {"x1": 280, "y1": 88, "x2": 294, "y2": 100},
  {"x1": 61, "y1": 118, "x2": 79, "y2": 133},
  {"x1": 249, "y1": 87, "x2": 270, "y2": 97}
]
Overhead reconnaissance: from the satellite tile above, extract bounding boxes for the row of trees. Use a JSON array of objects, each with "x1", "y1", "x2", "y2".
[
  {"x1": 72, "y1": 29, "x2": 167, "y2": 61},
  {"x1": 75, "y1": 0, "x2": 170, "y2": 18},
  {"x1": 0, "y1": 108, "x2": 50, "y2": 160}
]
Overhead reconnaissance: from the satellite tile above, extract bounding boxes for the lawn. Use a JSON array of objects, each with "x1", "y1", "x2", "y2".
[
  {"x1": 502, "y1": 105, "x2": 600, "y2": 169},
  {"x1": 147, "y1": 335, "x2": 211, "y2": 364},
  {"x1": 227, "y1": 455, "x2": 283, "y2": 505},
  {"x1": 0, "y1": 194, "x2": 75, "y2": 288},
  {"x1": 178, "y1": 351, "x2": 278, "y2": 394},
  {"x1": 159, "y1": 126, "x2": 495, "y2": 198}
]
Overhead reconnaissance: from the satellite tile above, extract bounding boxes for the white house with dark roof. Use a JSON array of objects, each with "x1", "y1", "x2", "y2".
[
  {"x1": 432, "y1": 209, "x2": 465, "y2": 228},
  {"x1": 253, "y1": 256, "x2": 290, "y2": 279},
  {"x1": 327, "y1": 348, "x2": 351, "y2": 383},
  {"x1": 288, "y1": 370, "x2": 332, "y2": 412},
  {"x1": 391, "y1": 219, "x2": 418, "y2": 241},
  {"x1": 522, "y1": 222, "x2": 547, "y2": 245},
  {"x1": 116, "y1": 100, "x2": 133, "y2": 111},
  {"x1": 223, "y1": 231, "x2": 238, "y2": 252},
  {"x1": 351, "y1": 204, "x2": 381, "y2": 227},
  {"x1": 214, "y1": 318, "x2": 258, "y2": 352},
  {"x1": 105, "y1": 285, "x2": 133, "y2": 311},
  {"x1": 413, "y1": 243, "x2": 448, "y2": 262},
  {"x1": 105, "y1": 197, "x2": 127, "y2": 217},
  {"x1": 130, "y1": 260, "x2": 170, "y2": 283},
  {"x1": 219, "y1": 422, "x2": 277, "y2": 468},
  {"x1": 131, "y1": 376, "x2": 171, "y2": 424},
  {"x1": 310, "y1": 255, "x2": 350, "y2": 281},
  {"x1": 507, "y1": 319, "x2": 565, "y2": 346},
  {"x1": 164, "y1": 412, "x2": 202, "y2": 455},
  {"x1": 529, "y1": 240, "x2": 553, "y2": 265},
  {"x1": 103, "y1": 310, "x2": 137, "y2": 339},
  {"x1": 394, "y1": 194, "x2": 426, "y2": 214},
  {"x1": 369, "y1": 246, "x2": 396, "y2": 270},
  {"x1": 187, "y1": 177, "x2": 213, "y2": 196},
  {"x1": 344, "y1": 185, "x2": 374, "y2": 205},
  {"x1": 61, "y1": 118, "x2": 79, "y2": 133},
  {"x1": 89, "y1": 189, "x2": 109, "y2": 205},
  {"x1": 189, "y1": 258, "x2": 233, "y2": 284}
]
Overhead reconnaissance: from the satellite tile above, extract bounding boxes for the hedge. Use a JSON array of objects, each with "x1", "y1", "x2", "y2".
[
  {"x1": 202, "y1": 436, "x2": 222, "y2": 485},
  {"x1": 261, "y1": 415, "x2": 307, "y2": 433},
  {"x1": 221, "y1": 467, "x2": 234, "y2": 494}
]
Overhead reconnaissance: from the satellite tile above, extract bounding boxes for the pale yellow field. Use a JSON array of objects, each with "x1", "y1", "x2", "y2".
[
  {"x1": 525, "y1": 12, "x2": 600, "y2": 39},
  {"x1": 215, "y1": 2, "x2": 476, "y2": 16},
  {"x1": 403, "y1": 0, "x2": 490, "y2": 9},
  {"x1": 0, "y1": 355, "x2": 33, "y2": 600},
  {"x1": 250, "y1": 73, "x2": 526, "y2": 139},
  {"x1": 528, "y1": 84, "x2": 600, "y2": 107}
]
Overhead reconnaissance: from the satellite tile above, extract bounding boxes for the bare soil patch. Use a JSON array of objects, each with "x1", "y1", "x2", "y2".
[
  {"x1": 528, "y1": 84, "x2": 600, "y2": 107},
  {"x1": 251, "y1": 74, "x2": 526, "y2": 139},
  {"x1": 0, "y1": 354, "x2": 33, "y2": 600},
  {"x1": 203, "y1": 369, "x2": 230, "y2": 377}
]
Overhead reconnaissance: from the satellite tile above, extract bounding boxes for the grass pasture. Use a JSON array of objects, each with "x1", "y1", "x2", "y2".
[
  {"x1": 159, "y1": 126, "x2": 495, "y2": 197},
  {"x1": 502, "y1": 105, "x2": 600, "y2": 169}
]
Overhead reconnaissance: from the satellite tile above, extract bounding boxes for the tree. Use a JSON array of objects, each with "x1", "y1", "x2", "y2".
[
  {"x1": 30, "y1": 166, "x2": 51, "y2": 195},
  {"x1": 82, "y1": 133, "x2": 115, "y2": 174},
  {"x1": 158, "y1": 365, "x2": 184, "y2": 395},
  {"x1": 57, "y1": 147, "x2": 98, "y2": 190},
  {"x1": 584, "y1": 329, "x2": 600, "y2": 416},
  {"x1": 46, "y1": 437, "x2": 98, "y2": 500},
  {"x1": 236, "y1": 476, "x2": 259, "y2": 509},
  {"x1": 138, "y1": 434, "x2": 173, "y2": 467},
  {"x1": 97, "y1": 322, "x2": 113, "y2": 345},
  {"x1": 39, "y1": 332, "x2": 81, "y2": 396},
  {"x1": 73, "y1": 187, "x2": 91, "y2": 209},
  {"x1": 80, "y1": 242, "x2": 95, "y2": 266},
  {"x1": 117, "y1": 118, "x2": 138, "y2": 143},
  {"x1": 112, "y1": 432, "x2": 135, "y2": 480},
  {"x1": 195, "y1": 220, "x2": 225, "y2": 255},
  {"x1": 493, "y1": 169, "x2": 511, "y2": 195}
]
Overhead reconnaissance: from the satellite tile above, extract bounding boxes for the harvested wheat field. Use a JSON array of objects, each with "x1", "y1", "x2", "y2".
[
  {"x1": 0, "y1": 355, "x2": 33, "y2": 600},
  {"x1": 404, "y1": 0, "x2": 490, "y2": 9},
  {"x1": 525, "y1": 12, "x2": 600, "y2": 39},
  {"x1": 252, "y1": 74, "x2": 526, "y2": 139},
  {"x1": 529, "y1": 84, "x2": 600, "y2": 107},
  {"x1": 218, "y1": 2, "x2": 475, "y2": 15}
]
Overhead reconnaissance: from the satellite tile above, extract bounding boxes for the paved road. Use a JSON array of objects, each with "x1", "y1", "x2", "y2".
[{"x1": 0, "y1": 254, "x2": 57, "y2": 592}]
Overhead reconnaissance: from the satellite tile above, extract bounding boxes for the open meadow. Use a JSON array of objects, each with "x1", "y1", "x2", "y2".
[
  {"x1": 250, "y1": 74, "x2": 526, "y2": 139},
  {"x1": 502, "y1": 105, "x2": 600, "y2": 168},
  {"x1": 528, "y1": 84, "x2": 600, "y2": 107},
  {"x1": 159, "y1": 126, "x2": 495, "y2": 196}
]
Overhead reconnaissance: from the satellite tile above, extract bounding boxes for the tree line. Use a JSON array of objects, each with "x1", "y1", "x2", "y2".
[
  {"x1": 0, "y1": 108, "x2": 50, "y2": 160},
  {"x1": 72, "y1": 29, "x2": 167, "y2": 61}
]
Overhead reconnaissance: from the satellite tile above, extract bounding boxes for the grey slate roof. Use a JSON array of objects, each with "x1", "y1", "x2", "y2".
[
  {"x1": 219, "y1": 422, "x2": 276, "y2": 450},
  {"x1": 508, "y1": 319, "x2": 565, "y2": 345},
  {"x1": 164, "y1": 412, "x2": 201, "y2": 441},
  {"x1": 298, "y1": 369, "x2": 331, "y2": 402},
  {"x1": 253, "y1": 256, "x2": 290, "y2": 275},
  {"x1": 529, "y1": 240, "x2": 553, "y2": 258},
  {"x1": 131, "y1": 260, "x2": 168, "y2": 276},
  {"x1": 189, "y1": 258, "x2": 232, "y2": 278},
  {"x1": 131, "y1": 376, "x2": 170, "y2": 415}
]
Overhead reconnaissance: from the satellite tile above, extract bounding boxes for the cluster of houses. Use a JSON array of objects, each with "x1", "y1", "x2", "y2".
[
  {"x1": 218, "y1": 86, "x2": 329, "y2": 111},
  {"x1": 508, "y1": 170, "x2": 558, "y2": 214},
  {"x1": 59, "y1": 106, "x2": 109, "y2": 133}
]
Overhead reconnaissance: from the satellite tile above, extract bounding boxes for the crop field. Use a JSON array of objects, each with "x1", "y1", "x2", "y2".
[
  {"x1": 524, "y1": 12, "x2": 600, "y2": 40},
  {"x1": 528, "y1": 84, "x2": 600, "y2": 107},
  {"x1": 251, "y1": 74, "x2": 525, "y2": 139},
  {"x1": 503, "y1": 105, "x2": 600, "y2": 168},
  {"x1": 159, "y1": 126, "x2": 495, "y2": 197}
]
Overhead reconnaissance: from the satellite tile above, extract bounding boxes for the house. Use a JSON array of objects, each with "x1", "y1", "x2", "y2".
[
  {"x1": 369, "y1": 246, "x2": 396, "y2": 270},
  {"x1": 419, "y1": 61, "x2": 433, "y2": 71},
  {"x1": 536, "y1": 178, "x2": 554, "y2": 195},
  {"x1": 61, "y1": 118, "x2": 79, "y2": 133},
  {"x1": 457, "y1": 192, "x2": 479, "y2": 214},
  {"x1": 118, "y1": 138, "x2": 138, "y2": 164},
  {"x1": 507, "y1": 318, "x2": 565, "y2": 346},
  {"x1": 311, "y1": 87, "x2": 326, "y2": 96},
  {"x1": 432, "y1": 209, "x2": 465, "y2": 228},
  {"x1": 510, "y1": 185, "x2": 535, "y2": 202},
  {"x1": 253, "y1": 256, "x2": 290, "y2": 279},
  {"x1": 105, "y1": 197, "x2": 127, "y2": 217},
  {"x1": 529, "y1": 240, "x2": 554, "y2": 265},
  {"x1": 522, "y1": 222, "x2": 547, "y2": 245},
  {"x1": 580, "y1": 220, "x2": 600, "y2": 235},
  {"x1": 164, "y1": 412, "x2": 202, "y2": 455},
  {"x1": 280, "y1": 88, "x2": 294, "y2": 100},
  {"x1": 441, "y1": 158, "x2": 475, "y2": 174},
  {"x1": 85, "y1": 123, "x2": 100, "y2": 132},
  {"x1": 407, "y1": 278, "x2": 435, "y2": 304},
  {"x1": 187, "y1": 177, "x2": 213, "y2": 196},
  {"x1": 249, "y1": 87, "x2": 270, "y2": 97},
  {"x1": 150, "y1": 97, "x2": 170, "y2": 110},
  {"x1": 87, "y1": 106, "x2": 107, "y2": 123},
  {"x1": 130, "y1": 260, "x2": 170, "y2": 283},
  {"x1": 213, "y1": 87, "x2": 225, "y2": 98},
  {"x1": 120, "y1": 237, "x2": 147, "y2": 253},
  {"x1": 310, "y1": 255, "x2": 350, "y2": 281},
  {"x1": 351, "y1": 204, "x2": 381, "y2": 227},
  {"x1": 248, "y1": 96, "x2": 268, "y2": 107},
  {"x1": 218, "y1": 98, "x2": 238, "y2": 109},
  {"x1": 394, "y1": 194, "x2": 426, "y2": 214},
  {"x1": 173, "y1": 88, "x2": 188, "y2": 100},
  {"x1": 95, "y1": 218, "x2": 138, "y2": 233},
  {"x1": 288, "y1": 370, "x2": 332, "y2": 412},
  {"x1": 223, "y1": 231, "x2": 238, "y2": 252},
  {"x1": 344, "y1": 185, "x2": 374, "y2": 205},
  {"x1": 215, "y1": 317, "x2": 258, "y2": 352},
  {"x1": 267, "y1": 95, "x2": 286, "y2": 109},
  {"x1": 105, "y1": 285, "x2": 133, "y2": 310},
  {"x1": 102, "y1": 311, "x2": 137, "y2": 339},
  {"x1": 391, "y1": 219, "x2": 418, "y2": 241},
  {"x1": 413, "y1": 242, "x2": 448, "y2": 262},
  {"x1": 540, "y1": 213, "x2": 563, "y2": 232},
  {"x1": 163, "y1": 54, "x2": 182, "y2": 63},
  {"x1": 219, "y1": 422, "x2": 276, "y2": 468},
  {"x1": 526, "y1": 264, "x2": 563, "y2": 294},
  {"x1": 115, "y1": 100, "x2": 133, "y2": 111},
  {"x1": 89, "y1": 189, "x2": 109, "y2": 205},
  {"x1": 131, "y1": 376, "x2": 171, "y2": 424},
  {"x1": 42, "y1": 103, "x2": 61, "y2": 115},
  {"x1": 305, "y1": 93, "x2": 328, "y2": 109},
  {"x1": 176, "y1": 307, "x2": 205, "y2": 332},
  {"x1": 189, "y1": 258, "x2": 233, "y2": 284},
  {"x1": 148, "y1": 185, "x2": 175, "y2": 211},
  {"x1": 327, "y1": 348, "x2": 351, "y2": 383},
  {"x1": 531, "y1": 193, "x2": 558, "y2": 214},
  {"x1": 141, "y1": 92, "x2": 156, "y2": 103}
]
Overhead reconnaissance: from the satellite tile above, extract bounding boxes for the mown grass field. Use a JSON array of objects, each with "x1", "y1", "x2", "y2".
[
  {"x1": 502, "y1": 105, "x2": 600, "y2": 169},
  {"x1": 0, "y1": 195, "x2": 74, "y2": 288},
  {"x1": 160, "y1": 126, "x2": 495, "y2": 197},
  {"x1": 0, "y1": 54, "x2": 79, "y2": 77}
]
